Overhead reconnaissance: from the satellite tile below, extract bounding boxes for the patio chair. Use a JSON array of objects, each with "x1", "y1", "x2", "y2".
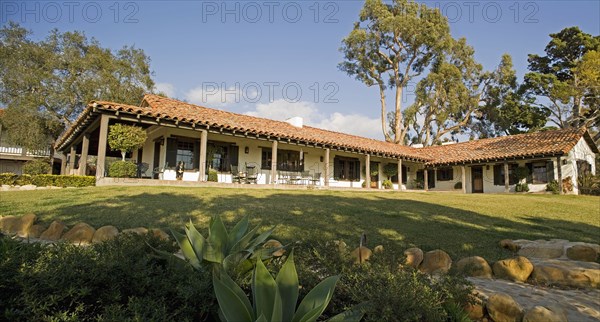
[
  {"x1": 310, "y1": 172, "x2": 321, "y2": 185},
  {"x1": 301, "y1": 171, "x2": 311, "y2": 185},
  {"x1": 246, "y1": 166, "x2": 258, "y2": 184},
  {"x1": 231, "y1": 165, "x2": 243, "y2": 183},
  {"x1": 137, "y1": 162, "x2": 149, "y2": 178}
]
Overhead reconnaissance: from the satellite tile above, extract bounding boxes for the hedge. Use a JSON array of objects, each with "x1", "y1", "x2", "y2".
[{"x1": 0, "y1": 173, "x2": 95, "y2": 187}]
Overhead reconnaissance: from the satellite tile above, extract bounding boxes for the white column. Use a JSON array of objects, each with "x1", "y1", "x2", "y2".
[
  {"x1": 79, "y1": 133, "x2": 90, "y2": 176},
  {"x1": 271, "y1": 140, "x2": 278, "y2": 184},
  {"x1": 199, "y1": 130, "x2": 207, "y2": 182},
  {"x1": 96, "y1": 114, "x2": 110, "y2": 179},
  {"x1": 365, "y1": 154, "x2": 371, "y2": 189},
  {"x1": 324, "y1": 148, "x2": 330, "y2": 187},
  {"x1": 461, "y1": 165, "x2": 466, "y2": 194},
  {"x1": 397, "y1": 159, "x2": 403, "y2": 191}
]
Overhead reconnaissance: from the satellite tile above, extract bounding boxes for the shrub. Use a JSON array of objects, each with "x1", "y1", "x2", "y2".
[
  {"x1": 208, "y1": 168, "x2": 218, "y2": 182},
  {"x1": 454, "y1": 181, "x2": 462, "y2": 189},
  {"x1": 546, "y1": 180, "x2": 560, "y2": 194},
  {"x1": 291, "y1": 242, "x2": 472, "y2": 321},
  {"x1": 382, "y1": 163, "x2": 398, "y2": 179},
  {"x1": 30, "y1": 175, "x2": 95, "y2": 187},
  {"x1": 0, "y1": 234, "x2": 216, "y2": 321},
  {"x1": 107, "y1": 124, "x2": 147, "y2": 161},
  {"x1": 108, "y1": 161, "x2": 137, "y2": 178},
  {"x1": 515, "y1": 182, "x2": 530, "y2": 192},
  {"x1": 578, "y1": 174, "x2": 600, "y2": 196},
  {"x1": 15, "y1": 174, "x2": 33, "y2": 185},
  {"x1": 382, "y1": 179, "x2": 393, "y2": 189},
  {"x1": 0, "y1": 173, "x2": 18, "y2": 185},
  {"x1": 22, "y1": 159, "x2": 51, "y2": 175},
  {"x1": 514, "y1": 167, "x2": 530, "y2": 181}
]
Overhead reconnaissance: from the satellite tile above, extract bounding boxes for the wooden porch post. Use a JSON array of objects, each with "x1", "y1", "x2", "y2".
[
  {"x1": 397, "y1": 158, "x2": 403, "y2": 191},
  {"x1": 271, "y1": 140, "x2": 278, "y2": 184},
  {"x1": 68, "y1": 145, "x2": 76, "y2": 175},
  {"x1": 324, "y1": 148, "x2": 330, "y2": 187},
  {"x1": 424, "y1": 168, "x2": 429, "y2": 191},
  {"x1": 557, "y1": 156, "x2": 563, "y2": 195},
  {"x1": 461, "y1": 165, "x2": 466, "y2": 194},
  {"x1": 96, "y1": 114, "x2": 110, "y2": 179},
  {"x1": 504, "y1": 160, "x2": 510, "y2": 193},
  {"x1": 199, "y1": 130, "x2": 207, "y2": 182},
  {"x1": 79, "y1": 133, "x2": 90, "y2": 176},
  {"x1": 365, "y1": 154, "x2": 371, "y2": 189},
  {"x1": 60, "y1": 154, "x2": 67, "y2": 175}
]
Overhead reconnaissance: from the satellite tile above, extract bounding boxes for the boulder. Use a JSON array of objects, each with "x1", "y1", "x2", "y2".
[
  {"x1": 518, "y1": 244, "x2": 564, "y2": 259},
  {"x1": 464, "y1": 295, "x2": 485, "y2": 320},
  {"x1": 122, "y1": 227, "x2": 148, "y2": 235},
  {"x1": 62, "y1": 222, "x2": 95, "y2": 245},
  {"x1": 20, "y1": 184, "x2": 36, "y2": 191},
  {"x1": 499, "y1": 239, "x2": 520, "y2": 252},
  {"x1": 566, "y1": 245, "x2": 598, "y2": 262},
  {"x1": 263, "y1": 239, "x2": 286, "y2": 257},
  {"x1": 150, "y1": 228, "x2": 170, "y2": 241},
  {"x1": 16, "y1": 213, "x2": 37, "y2": 237},
  {"x1": 492, "y1": 256, "x2": 533, "y2": 282},
  {"x1": 39, "y1": 221, "x2": 66, "y2": 241},
  {"x1": 486, "y1": 292, "x2": 523, "y2": 322},
  {"x1": 531, "y1": 259, "x2": 600, "y2": 289},
  {"x1": 92, "y1": 225, "x2": 119, "y2": 243},
  {"x1": 419, "y1": 249, "x2": 452, "y2": 275},
  {"x1": 350, "y1": 246, "x2": 372, "y2": 264},
  {"x1": 523, "y1": 306, "x2": 567, "y2": 322},
  {"x1": 373, "y1": 245, "x2": 384, "y2": 254},
  {"x1": 404, "y1": 247, "x2": 424, "y2": 268},
  {"x1": 455, "y1": 256, "x2": 493, "y2": 278},
  {"x1": 0, "y1": 215, "x2": 19, "y2": 234},
  {"x1": 28, "y1": 224, "x2": 47, "y2": 238}
]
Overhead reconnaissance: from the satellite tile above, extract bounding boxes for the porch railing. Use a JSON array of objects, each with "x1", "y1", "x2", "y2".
[{"x1": 0, "y1": 146, "x2": 52, "y2": 157}]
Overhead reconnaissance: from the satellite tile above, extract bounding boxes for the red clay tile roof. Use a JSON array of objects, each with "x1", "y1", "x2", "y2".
[
  {"x1": 421, "y1": 128, "x2": 597, "y2": 166},
  {"x1": 55, "y1": 94, "x2": 597, "y2": 165}
]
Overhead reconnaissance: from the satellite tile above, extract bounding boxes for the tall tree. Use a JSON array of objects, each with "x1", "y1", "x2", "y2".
[
  {"x1": 339, "y1": 0, "x2": 451, "y2": 144},
  {"x1": 524, "y1": 27, "x2": 599, "y2": 130},
  {"x1": 0, "y1": 22, "x2": 154, "y2": 153}
]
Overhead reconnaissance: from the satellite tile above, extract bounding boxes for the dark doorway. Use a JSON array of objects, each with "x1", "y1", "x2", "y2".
[
  {"x1": 472, "y1": 166, "x2": 484, "y2": 193},
  {"x1": 416, "y1": 169, "x2": 435, "y2": 189}
]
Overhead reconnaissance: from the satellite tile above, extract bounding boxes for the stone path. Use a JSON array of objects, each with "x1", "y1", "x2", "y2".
[{"x1": 469, "y1": 277, "x2": 600, "y2": 322}]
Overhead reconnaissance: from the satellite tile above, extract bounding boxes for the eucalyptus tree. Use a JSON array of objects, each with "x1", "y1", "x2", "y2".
[{"x1": 339, "y1": 0, "x2": 451, "y2": 144}]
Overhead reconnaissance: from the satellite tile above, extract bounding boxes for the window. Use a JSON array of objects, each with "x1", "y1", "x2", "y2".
[
  {"x1": 577, "y1": 160, "x2": 592, "y2": 176},
  {"x1": 261, "y1": 149, "x2": 303, "y2": 171},
  {"x1": 436, "y1": 168, "x2": 453, "y2": 181},
  {"x1": 391, "y1": 165, "x2": 408, "y2": 184},
  {"x1": 176, "y1": 141, "x2": 194, "y2": 169},
  {"x1": 208, "y1": 142, "x2": 238, "y2": 172},
  {"x1": 531, "y1": 162, "x2": 548, "y2": 184},
  {"x1": 493, "y1": 163, "x2": 518, "y2": 185},
  {"x1": 334, "y1": 156, "x2": 360, "y2": 181}
]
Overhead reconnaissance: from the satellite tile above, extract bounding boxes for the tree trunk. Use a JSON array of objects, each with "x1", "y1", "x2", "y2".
[
  {"x1": 48, "y1": 143, "x2": 56, "y2": 174},
  {"x1": 394, "y1": 85, "x2": 403, "y2": 144},
  {"x1": 121, "y1": 151, "x2": 126, "y2": 161},
  {"x1": 379, "y1": 84, "x2": 392, "y2": 142}
]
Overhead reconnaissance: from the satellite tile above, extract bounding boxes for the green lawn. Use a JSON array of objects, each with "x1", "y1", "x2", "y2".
[{"x1": 1, "y1": 186, "x2": 599, "y2": 261}]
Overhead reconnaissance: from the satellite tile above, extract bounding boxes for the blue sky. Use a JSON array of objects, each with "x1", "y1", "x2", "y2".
[{"x1": 3, "y1": 0, "x2": 599, "y2": 139}]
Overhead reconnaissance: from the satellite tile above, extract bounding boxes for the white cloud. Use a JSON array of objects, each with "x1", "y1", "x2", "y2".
[
  {"x1": 245, "y1": 100, "x2": 382, "y2": 140},
  {"x1": 154, "y1": 83, "x2": 176, "y2": 97},
  {"x1": 185, "y1": 85, "x2": 244, "y2": 107}
]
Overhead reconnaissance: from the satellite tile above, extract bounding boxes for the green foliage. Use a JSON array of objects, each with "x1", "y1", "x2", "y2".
[
  {"x1": 524, "y1": 27, "x2": 600, "y2": 129},
  {"x1": 515, "y1": 183, "x2": 530, "y2": 192},
  {"x1": 0, "y1": 173, "x2": 94, "y2": 187},
  {"x1": 546, "y1": 180, "x2": 560, "y2": 194},
  {"x1": 292, "y1": 243, "x2": 472, "y2": 322},
  {"x1": 0, "y1": 22, "x2": 155, "y2": 150},
  {"x1": 108, "y1": 160, "x2": 137, "y2": 178},
  {"x1": 412, "y1": 178, "x2": 424, "y2": 189},
  {"x1": 454, "y1": 181, "x2": 463, "y2": 189},
  {"x1": 361, "y1": 162, "x2": 379, "y2": 177},
  {"x1": 22, "y1": 159, "x2": 51, "y2": 175},
  {"x1": 578, "y1": 174, "x2": 600, "y2": 195},
  {"x1": 0, "y1": 234, "x2": 215, "y2": 321},
  {"x1": 108, "y1": 124, "x2": 147, "y2": 161},
  {"x1": 382, "y1": 163, "x2": 398, "y2": 179},
  {"x1": 214, "y1": 250, "x2": 363, "y2": 322},
  {"x1": 171, "y1": 215, "x2": 276, "y2": 274},
  {"x1": 15, "y1": 174, "x2": 32, "y2": 185},
  {"x1": 208, "y1": 168, "x2": 219, "y2": 182},
  {"x1": 382, "y1": 179, "x2": 393, "y2": 189},
  {"x1": 339, "y1": 0, "x2": 451, "y2": 143},
  {"x1": 0, "y1": 173, "x2": 17, "y2": 185},
  {"x1": 514, "y1": 166, "x2": 530, "y2": 180}
]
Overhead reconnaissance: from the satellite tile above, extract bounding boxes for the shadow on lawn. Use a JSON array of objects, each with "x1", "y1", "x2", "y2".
[{"x1": 45, "y1": 190, "x2": 600, "y2": 261}]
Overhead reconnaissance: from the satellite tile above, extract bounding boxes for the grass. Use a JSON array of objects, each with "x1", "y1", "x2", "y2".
[{"x1": 1, "y1": 186, "x2": 599, "y2": 261}]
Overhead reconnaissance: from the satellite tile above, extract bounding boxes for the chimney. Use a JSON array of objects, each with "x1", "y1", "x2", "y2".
[{"x1": 285, "y1": 117, "x2": 303, "y2": 128}]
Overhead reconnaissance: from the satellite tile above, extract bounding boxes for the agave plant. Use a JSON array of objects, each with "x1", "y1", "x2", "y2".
[
  {"x1": 172, "y1": 215, "x2": 279, "y2": 273},
  {"x1": 213, "y1": 250, "x2": 365, "y2": 322}
]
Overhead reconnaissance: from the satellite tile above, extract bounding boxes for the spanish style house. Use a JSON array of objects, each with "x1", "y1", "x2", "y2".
[{"x1": 55, "y1": 94, "x2": 598, "y2": 194}]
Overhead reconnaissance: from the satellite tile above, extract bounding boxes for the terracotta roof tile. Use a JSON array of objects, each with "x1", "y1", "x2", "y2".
[
  {"x1": 421, "y1": 128, "x2": 593, "y2": 166},
  {"x1": 55, "y1": 94, "x2": 596, "y2": 166}
]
